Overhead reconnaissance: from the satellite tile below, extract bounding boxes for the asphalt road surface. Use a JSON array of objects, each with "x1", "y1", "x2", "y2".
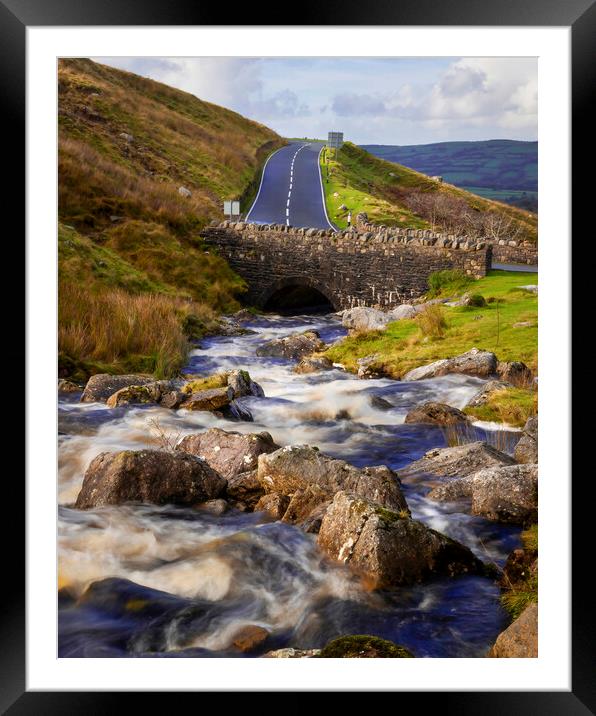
[{"x1": 246, "y1": 141, "x2": 336, "y2": 230}]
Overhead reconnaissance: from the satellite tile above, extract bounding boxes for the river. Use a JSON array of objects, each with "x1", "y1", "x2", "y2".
[{"x1": 58, "y1": 313, "x2": 521, "y2": 658}]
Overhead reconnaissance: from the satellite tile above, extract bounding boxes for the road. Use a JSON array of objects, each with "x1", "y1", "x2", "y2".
[{"x1": 246, "y1": 141, "x2": 336, "y2": 230}]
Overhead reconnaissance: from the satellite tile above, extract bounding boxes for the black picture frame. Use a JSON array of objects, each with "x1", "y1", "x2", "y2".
[{"x1": 6, "y1": 0, "x2": 588, "y2": 709}]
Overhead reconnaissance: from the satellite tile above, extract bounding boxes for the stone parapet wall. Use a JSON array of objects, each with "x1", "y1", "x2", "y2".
[
  {"x1": 356, "y1": 211, "x2": 537, "y2": 267},
  {"x1": 202, "y1": 220, "x2": 492, "y2": 310}
]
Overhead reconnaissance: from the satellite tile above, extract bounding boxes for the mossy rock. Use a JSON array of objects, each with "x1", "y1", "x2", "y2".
[
  {"x1": 317, "y1": 635, "x2": 414, "y2": 658},
  {"x1": 181, "y1": 372, "x2": 229, "y2": 395}
]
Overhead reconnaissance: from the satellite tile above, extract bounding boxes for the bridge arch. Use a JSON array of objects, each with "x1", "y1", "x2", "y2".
[{"x1": 258, "y1": 276, "x2": 339, "y2": 314}]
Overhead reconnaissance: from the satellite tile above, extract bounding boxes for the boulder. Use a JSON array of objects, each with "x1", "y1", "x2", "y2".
[
  {"x1": 404, "y1": 402, "x2": 469, "y2": 425},
  {"x1": 106, "y1": 385, "x2": 156, "y2": 408},
  {"x1": 497, "y1": 361, "x2": 533, "y2": 386},
  {"x1": 488, "y1": 603, "x2": 538, "y2": 658},
  {"x1": 200, "y1": 498, "x2": 229, "y2": 516},
  {"x1": 160, "y1": 390, "x2": 186, "y2": 410},
  {"x1": 176, "y1": 428, "x2": 279, "y2": 480},
  {"x1": 400, "y1": 441, "x2": 514, "y2": 478},
  {"x1": 387, "y1": 304, "x2": 419, "y2": 321},
  {"x1": 227, "y1": 369, "x2": 264, "y2": 398},
  {"x1": 229, "y1": 625, "x2": 270, "y2": 653},
  {"x1": 178, "y1": 186, "x2": 192, "y2": 198},
  {"x1": 341, "y1": 307, "x2": 389, "y2": 332},
  {"x1": 357, "y1": 353, "x2": 386, "y2": 379},
  {"x1": 225, "y1": 469, "x2": 264, "y2": 508},
  {"x1": 403, "y1": 348, "x2": 498, "y2": 381},
  {"x1": 58, "y1": 379, "x2": 81, "y2": 393},
  {"x1": 318, "y1": 635, "x2": 414, "y2": 658},
  {"x1": 257, "y1": 445, "x2": 409, "y2": 515},
  {"x1": 222, "y1": 401, "x2": 254, "y2": 422},
  {"x1": 466, "y1": 380, "x2": 512, "y2": 408},
  {"x1": 470, "y1": 464, "x2": 538, "y2": 525},
  {"x1": 81, "y1": 373, "x2": 154, "y2": 403},
  {"x1": 75, "y1": 449, "x2": 226, "y2": 509},
  {"x1": 281, "y1": 484, "x2": 332, "y2": 532},
  {"x1": 180, "y1": 386, "x2": 233, "y2": 411},
  {"x1": 514, "y1": 416, "x2": 538, "y2": 464},
  {"x1": 254, "y1": 492, "x2": 290, "y2": 520},
  {"x1": 294, "y1": 356, "x2": 334, "y2": 374},
  {"x1": 317, "y1": 491, "x2": 484, "y2": 588},
  {"x1": 256, "y1": 330, "x2": 325, "y2": 360},
  {"x1": 428, "y1": 464, "x2": 538, "y2": 525}
]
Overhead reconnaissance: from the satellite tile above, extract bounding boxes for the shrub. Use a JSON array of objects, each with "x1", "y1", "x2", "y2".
[
  {"x1": 415, "y1": 303, "x2": 447, "y2": 338},
  {"x1": 427, "y1": 269, "x2": 472, "y2": 297},
  {"x1": 466, "y1": 293, "x2": 486, "y2": 307}
]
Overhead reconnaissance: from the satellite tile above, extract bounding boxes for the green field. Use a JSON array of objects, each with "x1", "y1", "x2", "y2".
[{"x1": 325, "y1": 269, "x2": 538, "y2": 380}]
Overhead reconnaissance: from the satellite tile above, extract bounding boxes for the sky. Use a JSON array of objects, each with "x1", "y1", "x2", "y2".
[{"x1": 96, "y1": 56, "x2": 537, "y2": 145}]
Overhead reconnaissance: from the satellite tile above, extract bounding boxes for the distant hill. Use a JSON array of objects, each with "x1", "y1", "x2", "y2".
[{"x1": 361, "y1": 140, "x2": 537, "y2": 211}]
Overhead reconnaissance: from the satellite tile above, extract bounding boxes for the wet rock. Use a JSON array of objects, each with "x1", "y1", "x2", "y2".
[
  {"x1": 221, "y1": 401, "x2": 254, "y2": 422},
  {"x1": 81, "y1": 373, "x2": 154, "y2": 403},
  {"x1": 256, "y1": 330, "x2": 325, "y2": 360},
  {"x1": 466, "y1": 380, "x2": 512, "y2": 408},
  {"x1": 403, "y1": 348, "x2": 497, "y2": 381},
  {"x1": 282, "y1": 484, "x2": 332, "y2": 532},
  {"x1": 264, "y1": 648, "x2": 321, "y2": 658},
  {"x1": 255, "y1": 492, "x2": 290, "y2": 520},
  {"x1": 58, "y1": 379, "x2": 81, "y2": 393},
  {"x1": 341, "y1": 307, "x2": 389, "y2": 332},
  {"x1": 357, "y1": 353, "x2": 386, "y2": 379},
  {"x1": 400, "y1": 441, "x2": 515, "y2": 478},
  {"x1": 177, "y1": 428, "x2": 279, "y2": 480},
  {"x1": 180, "y1": 386, "x2": 233, "y2": 411},
  {"x1": 231, "y1": 308, "x2": 256, "y2": 323},
  {"x1": 257, "y1": 445, "x2": 409, "y2": 515},
  {"x1": 227, "y1": 369, "x2": 264, "y2": 398},
  {"x1": 387, "y1": 304, "x2": 420, "y2": 321},
  {"x1": 497, "y1": 361, "x2": 533, "y2": 386},
  {"x1": 226, "y1": 469, "x2": 264, "y2": 508},
  {"x1": 230, "y1": 625, "x2": 270, "y2": 653},
  {"x1": 159, "y1": 390, "x2": 186, "y2": 410},
  {"x1": 471, "y1": 464, "x2": 538, "y2": 525},
  {"x1": 488, "y1": 603, "x2": 537, "y2": 658},
  {"x1": 294, "y1": 356, "x2": 334, "y2": 374},
  {"x1": 318, "y1": 635, "x2": 414, "y2": 658},
  {"x1": 369, "y1": 395, "x2": 394, "y2": 411},
  {"x1": 75, "y1": 449, "x2": 226, "y2": 509},
  {"x1": 318, "y1": 491, "x2": 483, "y2": 588},
  {"x1": 404, "y1": 402, "x2": 469, "y2": 425},
  {"x1": 514, "y1": 416, "x2": 538, "y2": 464},
  {"x1": 106, "y1": 385, "x2": 156, "y2": 408},
  {"x1": 428, "y1": 464, "x2": 538, "y2": 525},
  {"x1": 199, "y1": 498, "x2": 229, "y2": 515}
]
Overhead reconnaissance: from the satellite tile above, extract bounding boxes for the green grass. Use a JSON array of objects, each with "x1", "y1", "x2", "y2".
[
  {"x1": 325, "y1": 270, "x2": 538, "y2": 379},
  {"x1": 464, "y1": 386, "x2": 537, "y2": 428},
  {"x1": 319, "y1": 142, "x2": 537, "y2": 241},
  {"x1": 501, "y1": 524, "x2": 538, "y2": 620}
]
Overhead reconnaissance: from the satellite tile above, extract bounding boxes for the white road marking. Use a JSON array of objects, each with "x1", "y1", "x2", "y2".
[{"x1": 285, "y1": 142, "x2": 309, "y2": 228}]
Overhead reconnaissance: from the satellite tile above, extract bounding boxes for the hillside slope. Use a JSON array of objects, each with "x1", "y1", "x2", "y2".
[
  {"x1": 321, "y1": 142, "x2": 537, "y2": 242},
  {"x1": 362, "y1": 140, "x2": 537, "y2": 211},
  {"x1": 58, "y1": 58, "x2": 284, "y2": 379}
]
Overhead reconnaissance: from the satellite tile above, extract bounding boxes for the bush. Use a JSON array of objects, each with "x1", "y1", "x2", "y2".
[
  {"x1": 427, "y1": 269, "x2": 472, "y2": 297},
  {"x1": 415, "y1": 303, "x2": 447, "y2": 338},
  {"x1": 466, "y1": 293, "x2": 486, "y2": 307}
]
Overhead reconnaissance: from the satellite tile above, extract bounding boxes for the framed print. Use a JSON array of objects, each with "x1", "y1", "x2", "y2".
[{"x1": 5, "y1": 0, "x2": 589, "y2": 709}]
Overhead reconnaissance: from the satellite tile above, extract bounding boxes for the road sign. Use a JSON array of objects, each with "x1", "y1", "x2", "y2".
[
  {"x1": 223, "y1": 200, "x2": 240, "y2": 217},
  {"x1": 327, "y1": 131, "x2": 344, "y2": 149}
]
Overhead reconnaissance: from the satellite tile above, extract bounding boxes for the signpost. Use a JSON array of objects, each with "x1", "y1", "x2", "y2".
[
  {"x1": 327, "y1": 131, "x2": 344, "y2": 150},
  {"x1": 223, "y1": 200, "x2": 240, "y2": 219}
]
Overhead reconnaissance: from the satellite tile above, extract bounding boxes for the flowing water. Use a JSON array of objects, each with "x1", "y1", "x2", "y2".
[{"x1": 58, "y1": 314, "x2": 521, "y2": 658}]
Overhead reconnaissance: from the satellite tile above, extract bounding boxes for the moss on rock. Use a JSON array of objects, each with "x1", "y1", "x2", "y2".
[{"x1": 318, "y1": 635, "x2": 414, "y2": 658}]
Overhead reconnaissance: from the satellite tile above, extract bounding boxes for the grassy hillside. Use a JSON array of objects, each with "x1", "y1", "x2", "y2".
[
  {"x1": 363, "y1": 140, "x2": 537, "y2": 212},
  {"x1": 321, "y1": 143, "x2": 537, "y2": 242},
  {"x1": 58, "y1": 59, "x2": 285, "y2": 379},
  {"x1": 325, "y1": 269, "x2": 538, "y2": 386}
]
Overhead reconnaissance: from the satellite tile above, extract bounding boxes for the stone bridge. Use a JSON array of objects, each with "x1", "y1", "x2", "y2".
[{"x1": 202, "y1": 221, "x2": 492, "y2": 312}]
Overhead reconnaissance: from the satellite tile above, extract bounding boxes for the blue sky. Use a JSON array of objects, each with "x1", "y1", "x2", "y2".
[{"x1": 96, "y1": 57, "x2": 537, "y2": 145}]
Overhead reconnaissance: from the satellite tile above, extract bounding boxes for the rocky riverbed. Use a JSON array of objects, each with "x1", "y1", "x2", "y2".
[{"x1": 58, "y1": 313, "x2": 536, "y2": 658}]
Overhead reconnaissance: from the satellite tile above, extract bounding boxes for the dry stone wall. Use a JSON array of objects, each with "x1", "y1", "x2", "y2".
[{"x1": 202, "y1": 220, "x2": 492, "y2": 311}]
